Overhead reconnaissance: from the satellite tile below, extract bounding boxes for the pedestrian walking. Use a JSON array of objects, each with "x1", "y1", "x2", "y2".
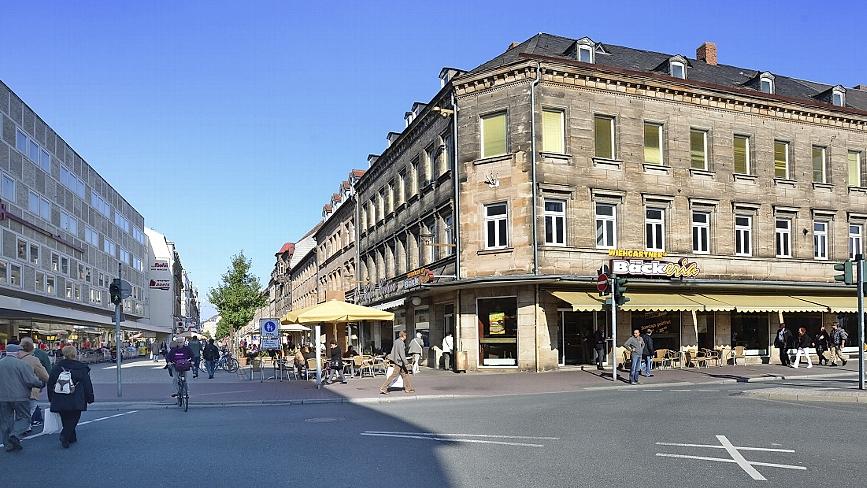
[
  {"x1": 813, "y1": 327, "x2": 830, "y2": 365},
  {"x1": 380, "y1": 330, "x2": 414, "y2": 395},
  {"x1": 792, "y1": 327, "x2": 813, "y2": 369},
  {"x1": 441, "y1": 332, "x2": 453, "y2": 371},
  {"x1": 593, "y1": 329, "x2": 606, "y2": 370},
  {"x1": 202, "y1": 339, "x2": 220, "y2": 379},
  {"x1": 829, "y1": 322, "x2": 849, "y2": 366},
  {"x1": 188, "y1": 336, "x2": 202, "y2": 378},
  {"x1": 0, "y1": 344, "x2": 43, "y2": 452},
  {"x1": 774, "y1": 323, "x2": 794, "y2": 366},
  {"x1": 325, "y1": 340, "x2": 346, "y2": 384},
  {"x1": 47, "y1": 346, "x2": 95, "y2": 448},
  {"x1": 640, "y1": 329, "x2": 654, "y2": 377},
  {"x1": 26, "y1": 338, "x2": 52, "y2": 374},
  {"x1": 16, "y1": 338, "x2": 49, "y2": 430},
  {"x1": 624, "y1": 329, "x2": 645, "y2": 385},
  {"x1": 408, "y1": 332, "x2": 424, "y2": 374}
]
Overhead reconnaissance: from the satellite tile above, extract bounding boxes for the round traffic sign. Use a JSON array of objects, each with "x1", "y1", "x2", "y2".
[
  {"x1": 596, "y1": 273, "x2": 609, "y2": 293},
  {"x1": 263, "y1": 320, "x2": 277, "y2": 333}
]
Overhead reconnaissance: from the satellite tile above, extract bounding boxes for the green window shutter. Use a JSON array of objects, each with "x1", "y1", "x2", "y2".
[
  {"x1": 542, "y1": 110, "x2": 564, "y2": 154},
  {"x1": 482, "y1": 113, "x2": 507, "y2": 158}
]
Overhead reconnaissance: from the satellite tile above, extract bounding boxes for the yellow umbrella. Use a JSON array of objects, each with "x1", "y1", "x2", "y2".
[
  {"x1": 280, "y1": 303, "x2": 318, "y2": 325},
  {"x1": 291, "y1": 299, "x2": 394, "y2": 324}
]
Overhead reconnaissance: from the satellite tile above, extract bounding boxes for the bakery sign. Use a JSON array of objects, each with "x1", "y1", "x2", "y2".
[
  {"x1": 149, "y1": 279, "x2": 171, "y2": 290},
  {"x1": 608, "y1": 249, "x2": 700, "y2": 279},
  {"x1": 150, "y1": 260, "x2": 170, "y2": 272}
]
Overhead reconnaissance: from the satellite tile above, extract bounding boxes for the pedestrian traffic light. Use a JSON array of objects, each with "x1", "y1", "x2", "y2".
[
  {"x1": 109, "y1": 281, "x2": 122, "y2": 305},
  {"x1": 614, "y1": 277, "x2": 630, "y2": 306},
  {"x1": 834, "y1": 260, "x2": 854, "y2": 285}
]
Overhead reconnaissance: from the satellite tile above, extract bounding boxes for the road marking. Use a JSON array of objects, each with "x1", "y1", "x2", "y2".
[
  {"x1": 696, "y1": 389, "x2": 719, "y2": 392},
  {"x1": 716, "y1": 434, "x2": 769, "y2": 480},
  {"x1": 196, "y1": 390, "x2": 255, "y2": 397},
  {"x1": 656, "y1": 442, "x2": 794, "y2": 453},
  {"x1": 363, "y1": 431, "x2": 560, "y2": 440},
  {"x1": 0, "y1": 410, "x2": 138, "y2": 449},
  {"x1": 656, "y1": 453, "x2": 807, "y2": 471},
  {"x1": 670, "y1": 389, "x2": 692, "y2": 392},
  {"x1": 644, "y1": 389, "x2": 662, "y2": 392},
  {"x1": 360, "y1": 432, "x2": 545, "y2": 447}
]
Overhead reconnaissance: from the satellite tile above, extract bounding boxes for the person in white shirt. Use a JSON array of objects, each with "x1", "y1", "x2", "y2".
[{"x1": 441, "y1": 332, "x2": 453, "y2": 371}]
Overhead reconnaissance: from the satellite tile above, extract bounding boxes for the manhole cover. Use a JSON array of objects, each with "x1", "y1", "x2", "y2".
[{"x1": 305, "y1": 417, "x2": 343, "y2": 423}]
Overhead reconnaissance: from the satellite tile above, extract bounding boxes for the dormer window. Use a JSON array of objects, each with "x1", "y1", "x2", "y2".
[
  {"x1": 670, "y1": 61, "x2": 685, "y2": 79},
  {"x1": 759, "y1": 73, "x2": 775, "y2": 94},
  {"x1": 576, "y1": 37, "x2": 596, "y2": 64},
  {"x1": 832, "y1": 87, "x2": 846, "y2": 107}
]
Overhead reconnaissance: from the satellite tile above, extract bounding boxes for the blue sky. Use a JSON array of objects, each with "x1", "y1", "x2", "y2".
[{"x1": 2, "y1": 1, "x2": 865, "y2": 318}]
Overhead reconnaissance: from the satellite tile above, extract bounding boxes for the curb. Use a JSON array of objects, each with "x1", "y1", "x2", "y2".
[
  {"x1": 741, "y1": 387, "x2": 867, "y2": 404},
  {"x1": 743, "y1": 371, "x2": 857, "y2": 383}
]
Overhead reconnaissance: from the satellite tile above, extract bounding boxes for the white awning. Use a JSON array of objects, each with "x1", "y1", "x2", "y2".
[{"x1": 371, "y1": 298, "x2": 405, "y2": 311}]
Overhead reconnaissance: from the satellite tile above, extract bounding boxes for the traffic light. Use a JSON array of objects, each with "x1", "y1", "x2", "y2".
[
  {"x1": 834, "y1": 260, "x2": 854, "y2": 285},
  {"x1": 614, "y1": 277, "x2": 630, "y2": 306},
  {"x1": 109, "y1": 281, "x2": 122, "y2": 305}
]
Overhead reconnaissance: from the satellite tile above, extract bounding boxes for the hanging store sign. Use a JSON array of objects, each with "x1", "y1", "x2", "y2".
[
  {"x1": 610, "y1": 257, "x2": 701, "y2": 279},
  {"x1": 149, "y1": 279, "x2": 171, "y2": 290},
  {"x1": 151, "y1": 260, "x2": 170, "y2": 272}
]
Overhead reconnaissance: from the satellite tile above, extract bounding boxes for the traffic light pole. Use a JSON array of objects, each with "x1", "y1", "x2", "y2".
[
  {"x1": 611, "y1": 274, "x2": 617, "y2": 383},
  {"x1": 115, "y1": 262, "x2": 122, "y2": 398},
  {"x1": 858, "y1": 258, "x2": 865, "y2": 391}
]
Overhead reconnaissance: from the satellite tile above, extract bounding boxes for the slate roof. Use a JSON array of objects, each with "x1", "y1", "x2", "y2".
[{"x1": 467, "y1": 33, "x2": 867, "y2": 112}]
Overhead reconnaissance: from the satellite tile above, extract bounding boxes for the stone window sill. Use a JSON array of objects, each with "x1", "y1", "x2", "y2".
[
  {"x1": 774, "y1": 178, "x2": 797, "y2": 188},
  {"x1": 733, "y1": 173, "x2": 757, "y2": 184},
  {"x1": 848, "y1": 186, "x2": 867, "y2": 195},
  {"x1": 540, "y1": 152, "x2": 571, "y2": 163},
  {"x1": 592, "y1": 157, "x2": 622, "y2": 170},
  {"x1": 643, "y1": 163, "x2": 670, "y2": 175},
  {"x1": 477, "y1": 247, "x2": 513, "y2": 256},
  {"x1": 473, "y1": 154, "x2": 513, "y2": 166},
  {"x1": 812, "y1": 182, "x2": 833, "y2": 191},
  {"x1": 690, "y1": 168, "x2": 715, "y2": 178}
]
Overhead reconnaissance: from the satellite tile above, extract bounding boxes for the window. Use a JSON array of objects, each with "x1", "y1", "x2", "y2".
[
  {"x1": 10, "y1": 264, "x2": 21, "y2": 287},
  {"x1": 132, "y1": 227, "x2": 145, "y2": 245},
  {"x1": 91, "y1": 193, "x2": 111, "y2": 217},
  {"x1": 15, "y1": 130, "x2": 50, "y2": 173},
  {"x1": 61, "y1": 256, "x2": 69, "y2": 275},
  {"x1": 480, "y1": 112, "x2": 507, "y2": 158},
  {"x1": 39, "y1": 149, "x2": 51, "y2": 173},
  {"x1": 484, "y1": 203, "x2": 508, "y2": 249},
  {"x1": 774, "y1": 141, "x2": 790, "y2": 179},
  {"x1": 35, "y1": 272, "x2": 44, "y2": 293},
  {"x1": 849, "y1": 224, "x2": 863, "y2": 260},
  {"x1": 28, "y1": 191, "x2": 51, "y2": 220},
  {"x1": 0, "y1": 261, "x2": 5, "y2": 284},
  {"x1": 442, "y1": 213, "x2": 454, "y2": 258},
  {"x1": 65, "y1": 282, "x2": 73, "y2": 299},
  {"x1": 542, "y1": 109, "x2": 565, "y2": 154},
  {"x1": 670, "y1": 61, "x2": 686, "y2": 79},
  {"x1": 543, "y1": 199, "x2": 566, "y2": 245},
  {"x1": 133, "y1": 256, "x2": 143, "y2": 272},
  {"x1": 16, "y1": 129, "x2": 27, "y2": 153},
  {"x1": 812, "y1": 146, "x2": 827, "y2": 183},
  {"x1": 387, "y1": 180, "x2": 395, "y2": 214},
  {"x1": 51, "y1": 253, "x2": 59, "y2": 272},
  {"x1": 98, "y1": 273, "x2": 105, "y2": 288},
  {"x1": 46, "y1": 275, "x2": 55, "y2": 295},
  {"x1": 423, "y1": 145, "x2": 435, "y2": 184},
  {"x1": 77, "y1": 263, "x2": 86, "y2": 280},
  {"x1": 397, "y1": 170, "x2": 407, "y2": 205},
  {"x1": 645, "y1": 208, "x2": 665, "y2": 251},
  {"x1": 376, "y1": 190, "x2": 385, "y2": 222},
  {"x1": 760, "y1": 76, "x2": 774, "y2": 94},
  {"x1": 441, "y1": 132, "x2": 453, "y2": 175},
  {"x1": 848, "y1": 151, "x2": 862, "y2": 187},
  {"x1": 28, "y1": 140, "x2": 38, "y2": 163},
  {"x1": 60, "y1": 166, "x2": 85, "y2": 198},
  {"x1": 814, "y1": 221, "x2": 828, "y2": 260},
  {"x1": 85, "y1": 226, "x2": 99, "y2": 246},
  {"x1": 115, "y1": 213, "x2": 130, "y2": 233},
  {"x1": 690, "y1": 129, "x2": 708, "y2": 170},
  {"x1": 578, "y1": 45, "x2": 594, "y2": 63},
  {"x1": 643, "y1": 122, "x2": 663, "y2": 165},
  {"x1": 595, "y1": 203, "x2": 616, "y2": 249},
  {"x1": 733, "y1": 135, "x2": 751, "y2": 174},
  {"x1": 735, "y1": 216, "x2": 752, "y2": 256},
  {"x1": 775, "y1": 219, "x2": 791, "y2": 257},
  {"x1": 832, "y1": 88, "x2": 845, "y2": 107},
  {"x1": 410, "y1": 159, "x2": 419, "y2": 195},
  {"x1": 104, "y1": 238, "x2": 116, "y2": 257},
  {"x1": 120, "y1": 248, "x2": 131, "y2": 264},
  {"x1": 60, "y1": 211, "x2": 78, "y2": 235},
  {"x1": 0, "y1": 172, "x2": 14, "y2": 201},
  {"x1": 478, "y1": 297, "x2": 518, "y2": 367},
  {"x1": 594, "y1": 115, "x2": 615, "y2": 159},
  {"x1": 16, "y1": 238, "x2": 27, "y2": 260},
  {"x1": 692, "y1": 211, "x2": 710, "y2": 254},
  {"x1": 30, "y1": 243, "x2": 39, "y2": 266}
]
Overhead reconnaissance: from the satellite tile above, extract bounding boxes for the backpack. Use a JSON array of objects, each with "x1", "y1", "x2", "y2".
[
  {"x1": 54, "y1": 368, "x2": 76, "y2": 395},
  {"x1": 837, "y1": 329, "x2": 849, "y2": 343}
]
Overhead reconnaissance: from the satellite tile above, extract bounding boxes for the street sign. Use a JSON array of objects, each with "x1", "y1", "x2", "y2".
[
  {"x1": 260, "y1": 318, "x2": 281, "y2": 350},
  {"x1": 596, "y1": 273, "x2": 609, "y2": 293}
]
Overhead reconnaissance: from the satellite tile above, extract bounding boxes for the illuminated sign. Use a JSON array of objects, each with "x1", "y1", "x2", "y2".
[
  {"x1": 607, "y1": 249, "x2": 667, "y2": 259},
  {"x1": 610, "y1": 257, "x2": 701, "y2": 279}
]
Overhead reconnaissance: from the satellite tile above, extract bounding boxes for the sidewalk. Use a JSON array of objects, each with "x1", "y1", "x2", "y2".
[{"x1": 63, "y1": 358, "x2": 861, "y2": 410}]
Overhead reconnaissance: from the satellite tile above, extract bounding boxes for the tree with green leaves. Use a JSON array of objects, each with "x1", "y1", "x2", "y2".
[{"x1": 208, "y1": 252, "x2": 266, "y2": 344}]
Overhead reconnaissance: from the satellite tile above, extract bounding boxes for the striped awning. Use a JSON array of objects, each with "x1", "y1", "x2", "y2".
[
  {"x1": 791, "y1": 295, "x2": 858, "y2": 314},
  {"x1": 700, "y1": 294, "x2": 827, "y2": 313},
  {"x1": 550, "y1": 291, "x2": 605, "y2": 312},
  {"x1": 619, "y1": 293, "x2": 705, "y2": 312}
]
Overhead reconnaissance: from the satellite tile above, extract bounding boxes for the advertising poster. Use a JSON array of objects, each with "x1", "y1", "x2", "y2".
[{"x1": 489, "y1": 312, "x2": 505, "y2": 335}]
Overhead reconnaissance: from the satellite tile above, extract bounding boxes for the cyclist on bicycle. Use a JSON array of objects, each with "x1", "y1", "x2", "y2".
[{"x1": 165, "y1": 338, "x2": 193, "y2": 397}]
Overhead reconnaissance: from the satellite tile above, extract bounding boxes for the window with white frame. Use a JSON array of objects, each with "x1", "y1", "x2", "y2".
[
  {"x1": 577, "y1": 43, "x2": 594, "y2": 63},
  {"x1": 441, "y1": 213, "x2": 453, "y2": 257},
  {"x1": 35, "y1": 271, "x2": 44, "y2": 293},
  {"x1": 848, "y1": 151, "x2": 862, "y2": 187},
  {"x1": 15, "y1": 129, "x2": 27, "y2": 154},
  {"x1": 481, "y1": 112, "x2": 507, "y2": 158},
  {"x1": 690, "y1": 129, "x2": 709, "y2": 170},
  {"x1": 484, "y1": 203, "x2": 508, "y2": 249},
  {"x1": 85, "y1": 226, "x2": 99, "y2": 246},
  {"x1": 51, "y1": 253, "x2": 59, "y2": 272},
  {"x1": 814, "y1": 221, "x2": 828, "y2": 260},
  {"x1": 543, "y1": 199, "x2": 566, "y2": 245},
  {"x1": 115, "y1": 213, "x2": 129, "y2": 233},
  {"x1": 29, "y1": 243, "x2": 39, "y2": 266},
  {"x1": 120, "y1": 248, "x2": 130, "y2": 264},
  {"x1": 760, "y1": 75, "x2": 774, "y2": 94},
  {"x1": 735, "y1": 215, "x2": 752, "y2": 256},
  {"x1": 0, "y1": 172, "x2": 14, "y2": 201},
  {"x1": 542, "y1": 109, "x2": 565, "y2": 154},
  {"x1": 132, "y1": 227, "x2": 145, "y2": 245},
  {"x1": 594, "y1": 115, "x2": 615, "y2": 159},
  {"x1": 832, "y1": 88, "x2": 845, "y2": 107},
  {"x1": 28, "y1": 191, "x2": 51, "y2": 221},
  {"x1": 849, "y1": 224, "x2": 863, "y2": 260},
  {"x1": 774, "y1": 141, "x2": 790, "y2": 179},
  {"x1": 104, "y1": 238, "x2": 116, "y2": 257},
  {"x1": 645, "y1": 207, "x2": 665, "y2": 251},
  {"x1": 60, "y1": 211, "x2": 78, "y2": 235},
  {"x1": 733, "y1": 135, "x2": 751, "y2": 175},
  {"x1": 16, "y1": 238, "x2": 27, "y2": 261},
  {"x1": 644, "y1": 122, "x2": 664, "y2": 165},
  {"x1": 670, "y1": 61, "x2": 686, "y2": 79},
  {"x1": 60, "y1": 166, "x2": 85, "y2": 198},
  {"x1": 46, "y1": 275, "x2": 55, "y2": 295},
  {"x1": 133, "y1": 256, "x2": 143, "y2": 272},
  {"x1": 775, "y1": 218, "x2": 792, "y2": 257},
  {"x1": 16, "y1": 129, "x2": 51, "y2": 173},
  {"x1": 91, "y1": 193, "x2": 111, "y2": 217},
  {"x1": 60, "y1": 256, "x2": 69, "y2": 275},
  {"x1": 9, "y1": 264, "x2": 21, "y2": 287},
  {"x1": 65, "y1": 281, "x2": 73, "y2": 299},
  {"x1": 812, "y1": 146, "x2": 827, "y2": 183},
  {"x1": 595, "y1": 203, "x2": 617, "y2": 249},
  {"x1": 692, "y1": 211, "x2": 710, "y2": 254}
]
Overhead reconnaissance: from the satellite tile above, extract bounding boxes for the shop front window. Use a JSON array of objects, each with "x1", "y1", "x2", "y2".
[
  {"x1": 696, "y1": 313, "x2": 715, "y2": 350},
  {"x1": 478, "y1": 297, "x2": 517, "y2": 367},
  {"x1": 632, "y1": 311, "x2": 680, "y2": 351},
  {"x1": 731, "y1": 313, "x2": 769, "y2": 356}
]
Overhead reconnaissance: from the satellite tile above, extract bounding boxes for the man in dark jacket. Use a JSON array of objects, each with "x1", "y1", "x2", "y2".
[
  {"x1": 774, "y1": 323, "x2": 794, "y2": 366},
  {"x1": 0, "y1": 344, "x2": 43, "y2": 451},
  {"x1": 188, "y1": 336, "x2": 203, "y2": 378},
  {"x1": 47, "y1": 346, "x2": 95, "y2": 448},
  {"x1": 202, "y1": 339, "x2": 220, "y2": 379},
  {"x1": 640, "y1": 329, "x2": 655, "y2": 377},
  {"x1": 380, "y1": 330, "x2": 414, "y2": 394},
  {"x1": 813, "y1": 328, "x2": 830, "y2": 366},
  {"x1": 325, "y1": 340, "x2": 346, "y2": 385},
  {"x1": 593, "y1": 329, "x2": 606, "y2": 370}
]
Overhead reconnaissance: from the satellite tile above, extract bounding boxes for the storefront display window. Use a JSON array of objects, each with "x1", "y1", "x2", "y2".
[
  {"x1": 478, "y1": 297, "x2": 517, "y2": 367},
  {"x1": 697, "y1": 313, "x2": 715, "y2": 350},
  {"x1": 632, "y1": 311, "x2": 681, "y2": 351},
  {"x1": 731, "y1": 313, "x2": 769, "y2": 356},
  {"x1": 414, "y1": 308, "x2": 430, "y2": 347}
]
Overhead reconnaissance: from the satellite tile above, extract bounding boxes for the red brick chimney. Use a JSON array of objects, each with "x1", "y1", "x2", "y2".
[{"x1": 696, "y1": 42, "x2": 717, "y2": 66}]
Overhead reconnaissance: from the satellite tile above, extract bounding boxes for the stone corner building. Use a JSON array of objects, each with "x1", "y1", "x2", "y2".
[{"x1": 350, "y1": 34, "x2": 866, "y2": 371}]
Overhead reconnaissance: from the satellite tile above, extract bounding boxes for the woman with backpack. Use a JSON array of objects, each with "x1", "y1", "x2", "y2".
[{"x1": 47, "y1": 346, "x2": 95, "y2": 448}]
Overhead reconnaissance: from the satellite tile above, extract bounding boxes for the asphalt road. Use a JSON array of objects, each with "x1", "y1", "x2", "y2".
[{"x1": 5, "y1": 379, "x2": 865, "y2": 487}]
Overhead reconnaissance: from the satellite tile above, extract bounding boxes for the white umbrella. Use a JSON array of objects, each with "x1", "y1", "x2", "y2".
[{"x1": 280, "y1": 323, "x2": 311, "y2": 332}]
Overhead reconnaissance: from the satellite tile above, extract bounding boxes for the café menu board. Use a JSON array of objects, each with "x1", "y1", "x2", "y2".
[{"x1": 489, "y1": 312, "x2": 506, "y2": 335}]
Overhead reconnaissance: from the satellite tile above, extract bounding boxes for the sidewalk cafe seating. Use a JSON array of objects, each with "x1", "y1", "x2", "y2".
[
  {"x1": 305, "y1": 358, "x2": 318, "y2": 381},
  {"x1": 730, "y1": 346, "x2": 745, "y2": 366},
  {"x1": 684, "y1": 349, "x2": 709, "y2": 368},
  {"x1": 249, "y1": 359, "x2": 265, "y2": 382},
  {"x1": 701, "y1": 348, "x2": 722, "y2": 366},
  {"x1": 665, "y1": 349, "x2": 681, "y2": 368},
  {"x1": 651, "y1": 348, "x2": 670, "y2": 369}
]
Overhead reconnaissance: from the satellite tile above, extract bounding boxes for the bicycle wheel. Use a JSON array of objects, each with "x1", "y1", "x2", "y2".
[
  {"x1": 176, "y1": 381, "x2": 183, "y2": 407},
  {"x1": 182, "y1": 384, "x2": 189, "y2": 412},
  {"x1": 226, "y1": 357, "x2": 239, "y2": 373}
]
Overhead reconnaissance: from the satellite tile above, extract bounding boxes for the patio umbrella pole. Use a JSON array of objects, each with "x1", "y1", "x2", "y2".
[{"x1": 315, "y1": 324, "x2": 321, "y2": 389}]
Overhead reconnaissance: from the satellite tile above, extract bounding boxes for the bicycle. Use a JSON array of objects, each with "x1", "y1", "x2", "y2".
[
  {"x1": 175, "y1": 368, "x2": 189, "y2": 412},
  {"x1": 216, "y1": 352, "x2": 239, "y2": 373}
]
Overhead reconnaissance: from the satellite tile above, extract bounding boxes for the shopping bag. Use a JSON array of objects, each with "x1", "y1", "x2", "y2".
[
  {"x1": 385, "y1": 366, "x2": 403, "y2": 389},
  {"x1": 42, "y1": 411, "x2": 62, "y2": 435}
]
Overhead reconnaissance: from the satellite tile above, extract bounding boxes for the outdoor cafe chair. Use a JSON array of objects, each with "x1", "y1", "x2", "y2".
[
  {"x1": 731, "y1": 346, "x2": 746, "y2": 366},
  {"x1": 356, "y1": 355, "x2": 375, "y2": 377},
  {"x1": 249, "y1": 359, "x2": 265, "y2": 382},
  {"x1": 684, "y1": 349, "x2": 709, "y2": 368},
  {"x1": 305, "y1": 358, "x2": 319, "y2": 381},
  {"x1": 651, "y1": 348, "x2": 670, "y2": 369},
  {"x1": 701, "y1": 348, "x2": 722, "y2": 367}
]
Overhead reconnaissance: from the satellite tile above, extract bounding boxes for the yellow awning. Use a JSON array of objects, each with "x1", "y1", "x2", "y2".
[
  {"x1": 791, "y1": 295, "x2": 857, "y2": 313},
  {"x1": 620, "y1": 293, "x2": 705, "y2": 312},
  {"x1": 680, "y1": 294, "x2": 736, "y2": 312},
  {"x1": 550, "y1": 291, "x2": 605, "y2": 312},
  {"x1": 700, "y1": 294, "x2": 827, "y2": 313}
]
